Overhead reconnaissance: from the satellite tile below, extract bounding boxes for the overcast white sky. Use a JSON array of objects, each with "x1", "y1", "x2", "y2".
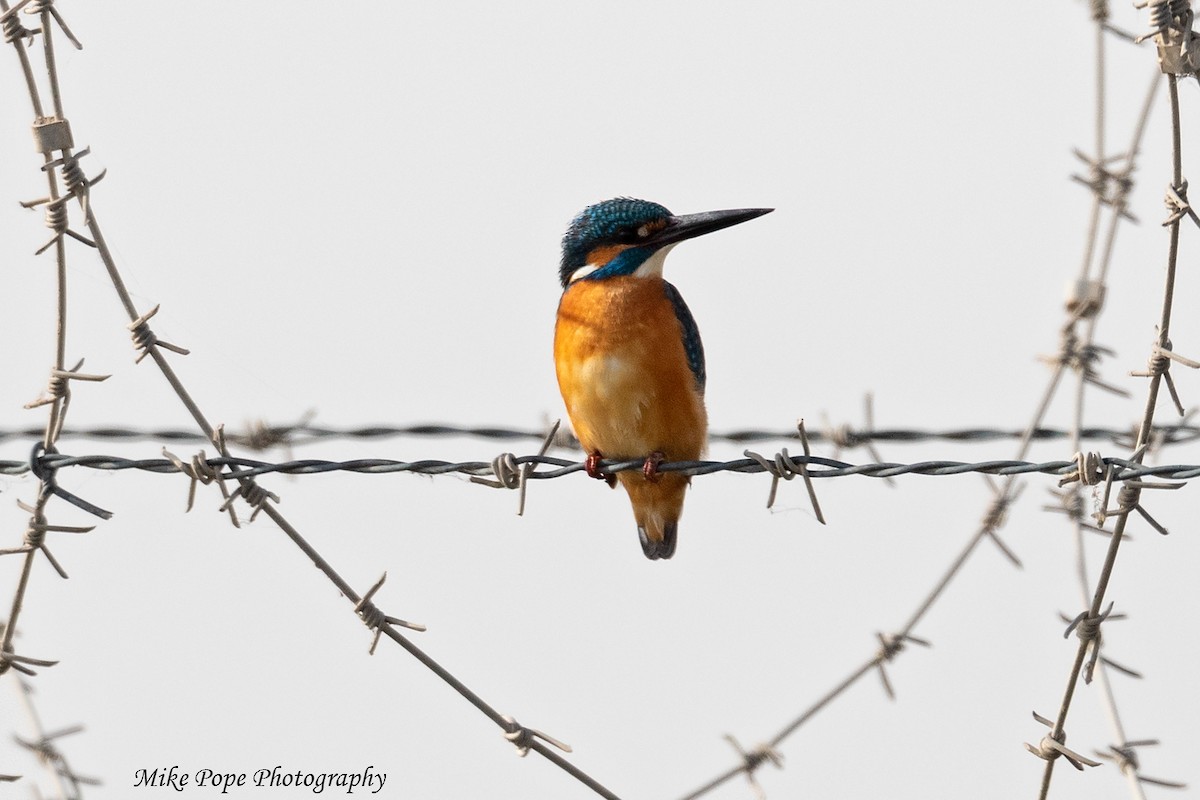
[{"x1": 1, "y1": 2, "x2": 1198, "y2": 799}]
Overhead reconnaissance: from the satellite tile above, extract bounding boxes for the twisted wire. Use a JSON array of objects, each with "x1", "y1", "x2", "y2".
[
  {"x1": 0, "y1": 451, "x2": 1197, "y2": 482},
  {"x1": 1, "y1": 422, "x2": 1196, "y2": 447}
]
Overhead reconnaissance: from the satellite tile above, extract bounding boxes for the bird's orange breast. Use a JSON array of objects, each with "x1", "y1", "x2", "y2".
[{"x1": 554, "y1": 276, "x2": 707, "y2": 461}]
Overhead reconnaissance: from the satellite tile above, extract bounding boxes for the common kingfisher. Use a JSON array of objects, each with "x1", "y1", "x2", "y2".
[{"x1": 553, "y1": 198, "x2": 773, "y2": 560}]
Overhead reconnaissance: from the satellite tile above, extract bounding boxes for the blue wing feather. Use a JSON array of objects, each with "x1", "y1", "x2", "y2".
[{"x1": 662, "y1": 281, "x2": 705, "y2": 394}]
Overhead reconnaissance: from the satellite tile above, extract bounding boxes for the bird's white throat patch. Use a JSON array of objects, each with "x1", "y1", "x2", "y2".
[
  {"x1": 567, "y1": 243, "x2": 678, "y2": 284},
  {"x1": 633, "y1": 243, "x2": 676, "y2": 279}
]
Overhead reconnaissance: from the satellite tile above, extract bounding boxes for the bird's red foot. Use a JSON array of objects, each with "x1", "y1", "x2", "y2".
[
  {"x1": 643, "y1": 451, "x2": 665, "y2": 483},
  {"x1": 586, "y1": 451, "x2": 617, "y2": 488}
]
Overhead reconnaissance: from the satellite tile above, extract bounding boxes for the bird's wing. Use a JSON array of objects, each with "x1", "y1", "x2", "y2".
[{"x1": 662, "y1": 280, "x2": 706, "y2": 394}]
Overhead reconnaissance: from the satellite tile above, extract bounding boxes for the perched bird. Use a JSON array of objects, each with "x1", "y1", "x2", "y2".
[{"x1": 553, "y1": 197, "x2": 773, "y2": 559}]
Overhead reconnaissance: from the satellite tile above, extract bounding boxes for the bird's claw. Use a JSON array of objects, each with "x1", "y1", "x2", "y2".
[
  {"x1": 643, "y1": 451, "x2": 665, "y2": 483},
  {"x1": 586, "y1": 451, "x2": 617, "y2": 488}
]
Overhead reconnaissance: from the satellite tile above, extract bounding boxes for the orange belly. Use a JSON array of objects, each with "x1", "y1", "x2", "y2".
[
  {"x1": 554, "y1": 276, "x2": 707, "y2": 550},
  {"x1": 554, "y1": 276, "x2": 707, "y2": 462}
]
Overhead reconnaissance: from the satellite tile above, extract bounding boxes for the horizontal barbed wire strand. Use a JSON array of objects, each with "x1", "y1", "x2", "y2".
[
  {"x1": 0, "y1": 422, "x2": 1196, "y2": 447},
  {"x1": 0, "y1": 451, "x2": 1197, "y2": 482}
]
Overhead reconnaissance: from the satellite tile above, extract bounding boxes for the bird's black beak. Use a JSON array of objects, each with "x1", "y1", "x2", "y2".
[{"x1": 646, "y1": 207, "x2": 774, "y2": 248}]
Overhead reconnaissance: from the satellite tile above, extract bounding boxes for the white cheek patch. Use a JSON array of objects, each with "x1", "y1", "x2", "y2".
[
  {"x1": 568, "y1": 264, "x2": 599, "y2": 284},
  {"x1": 570, "y1": 242, "x2": 676, "y2": 283},
  {"x1": 633, "y1": 243, "x2": 676, "y2": 279}
]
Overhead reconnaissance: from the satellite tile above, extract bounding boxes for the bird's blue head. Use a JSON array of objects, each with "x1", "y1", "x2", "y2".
[{"x1": 558, "y1": 197, "x2": 773, "y2": 288}]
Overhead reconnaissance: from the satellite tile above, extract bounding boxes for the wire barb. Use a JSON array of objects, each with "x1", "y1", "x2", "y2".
[
  {"x1": 0, "y1": 647, "x2": 59, "y2": 677},
  {"x1": 128, "y1": 304, "x2": 190, "y2": 364},
  {"x1": 1062, "y1": 600, "x2": 1119, "y2": 683},
  {"x1": 24, "y1": 0, "x2": 81, "y2": 50},
  {"x1": 0, "y1": 0, "x2": 37, "y2": 46},
  {"x1": 22, "y1": 358, "x2": 110, "y2": 445},
  {"x1": 980, "y1": 477, "x2": 1023, "y2": 566},
  {"x1": 743, "y1": 430, "x2": 826, "y2": 523},
  {"x1": 501, "y1": 714, "x2": 572, "y2": 758},
  {"x1": 26, "y1": 442, "x2": 112, "y2": 520},
  {"x1": 471, "y1": 420, "x2": 560, "y2": 515},
  {"x1": 218, "y1": 479, "x2": 280, "y2": 525},
  {"x1": 1095, "y1": 739, "x2": 1187, "y2": 789},
  {"x1": 162, "y1": 446, "x2": 238, "y2": 526},
  {"x1": 1130, "y1": 335, "x2": 1199, "y2": 416},
  {"x1": 21, "y1": 148, "x2": 108, "y2": 252},
  {"x1": 1024, "y1": 711, "x2": 1102, "y2": 771},
  {"x1": 0, "y1": 499, "x2": 94, "y2": 580},
  {"x1": 823, "y1": 393, "x2": 895, "y2": 486},
  {"x1": 354, "y1": 572, "x2": 427, "y2": 655},
  {"x1": 1058, "y1": 450, "x2": 1106, "y2": 487},
  {"x1": 1070, "y1": 150, "x2": 1137, "y2": 224},
  {"x1": 873, "y1": 632, "x2": 931, "y2": 700},
  {"x1": 723, "y1": 734, "x2": 783, "y2": 800},
  {"x1": 1042, "y1": 329, "x2": 1130, "y2": 397}
]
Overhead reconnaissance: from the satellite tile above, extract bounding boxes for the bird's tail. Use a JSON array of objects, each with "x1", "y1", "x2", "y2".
[{"x1": 620, "y1": 473, "x2": 687, "y2": 560}]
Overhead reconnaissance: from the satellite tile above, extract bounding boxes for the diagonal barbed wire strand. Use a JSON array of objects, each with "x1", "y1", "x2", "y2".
[
  {"x1": 674, "y1": 7, "x2": 1184, "y2": 798},
  {"x1": 1054, "y1": 3, "x2": 1184, "y2": 794},
  {"x1": 1036, "y1": 5, "x2": 1200, "y2": 798},
  {"x1": 0, "y1": 7, "x2": 623, "y2": 800},
  {"x1": 1, "y1": 5, "x2": 1192, "y2": 800}
]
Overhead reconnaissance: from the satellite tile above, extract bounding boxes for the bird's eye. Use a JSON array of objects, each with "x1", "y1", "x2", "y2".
[{"x1": 614, "y1": 226, "x2": 639, "y2": 243}]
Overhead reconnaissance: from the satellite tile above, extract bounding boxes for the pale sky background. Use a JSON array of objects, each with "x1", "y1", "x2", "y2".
[{"x1": 1, "y1": 2, "x2": 1198, "y2": 799}]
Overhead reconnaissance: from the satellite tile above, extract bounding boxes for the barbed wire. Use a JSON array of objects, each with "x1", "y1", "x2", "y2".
[
  {"x1": 0, "y1": 5, "x2": 625, "y2": 799},
  {"x1": 1, "y1": 3, "x2": 1195, "y2": 800},
  {"x1": 3, "y1": 668, "x2": 99, "y2": 799},
  {"x1": 674, "y1": 4, "x2": 1193, "y2": 798},
  {"x1": 0, "y1": 450, "x2": 1198, "y2": 484},
  {"x1": 0, "y1": 0, "x2": 94, "y2": 793},
  {"x1": 1050, "y1": 2, "x2": 1188, "y2": 795},
  {"x1": 2, "y1": 421, "x2": 1199, "y2": 448},
  {"x1": 1031, "y1": 2, "x2": 1200, "y2": 797}
]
